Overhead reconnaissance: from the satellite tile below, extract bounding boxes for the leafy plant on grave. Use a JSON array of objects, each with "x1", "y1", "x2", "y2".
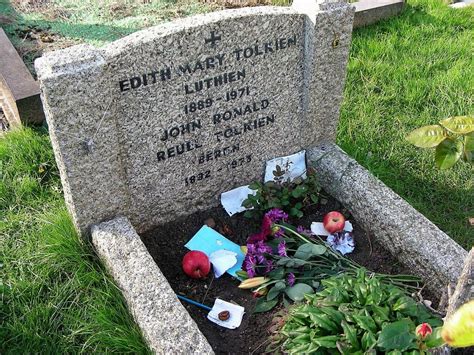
[
  {"x1": 267, "y1": 270, "x2": 444, "y2": 354},
  {"x1": 406, "y1": 116, "x2": 474, "y2": 169},
  {"x1": 237, "y1": 210, "x2": 423, "y2": 313},
  {"x1": 242, "y1": 167, "x2": 321, "y2": 219}
]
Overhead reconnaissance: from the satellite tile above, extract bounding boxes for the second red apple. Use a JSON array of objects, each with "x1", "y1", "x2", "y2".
[{"x1": 323, "y1": 211, "x2": 346, "y2": 234}]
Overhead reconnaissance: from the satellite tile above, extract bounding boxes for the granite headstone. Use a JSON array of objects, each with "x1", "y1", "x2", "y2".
[{"x1": 35, "y1": 0, "x2": 355, "y2": 236}]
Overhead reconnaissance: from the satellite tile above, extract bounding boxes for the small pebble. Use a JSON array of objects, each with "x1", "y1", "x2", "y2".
[{"x1": 204, "y1": 217, "x2": 216, "y2": 229}]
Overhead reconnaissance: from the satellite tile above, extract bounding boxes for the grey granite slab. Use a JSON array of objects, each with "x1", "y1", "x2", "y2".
[
  {"x1": 92, "y1": 216, "x2": 213, "y2": 354},
  {"x1": 35, "y1": 1, "x2": 355, "y2": 236}
]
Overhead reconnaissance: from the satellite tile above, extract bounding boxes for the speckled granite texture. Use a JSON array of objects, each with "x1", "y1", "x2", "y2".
[
  {"x1": 307, "y1": 143, "x2": 467, "y2": 292},
  {"x1": 91, "y1": 217, "x2": 213, "y2": 354},
  {"x1": 35, "y1": 1, "x2": 355, "y2": 236}
]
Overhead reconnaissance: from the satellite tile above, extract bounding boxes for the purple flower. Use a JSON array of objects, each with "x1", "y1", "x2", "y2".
[
  {"x1": 297, "y1": 225, "x2": 313, "y2": 237},
  {"x1": 256, "y1": 241, "x2": 272, "y2": 254},
  {"x1": 244, "y1": 254, "x2": 257, "y2": 278},
  {"x1": 278, "y1": 240, "x2": 287, "y2": 257},
  {"x1": 265, "y1": 208, "x2": 288, "y2": 223},
  {"x1": 256, "y1": 254, "x2": 266, "y2": 264},
  {"x1": 264, "y1": 260, "x2": 275, "y2": 274},
  {"x1": 287, "y1": 272, "x2": 295, "y2": 287},
  {"x1": 247, "y1": 243, "x2": 256, "y2": 255}
]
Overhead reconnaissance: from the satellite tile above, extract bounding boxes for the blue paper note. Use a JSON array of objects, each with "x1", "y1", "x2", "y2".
[{"x1": 185, "y1": 225, "x2": 245, "y2": 278}]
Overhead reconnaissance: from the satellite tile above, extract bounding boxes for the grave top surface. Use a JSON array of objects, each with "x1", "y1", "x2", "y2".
[{"x1": 35, "y1": 2, "x2": 355, "y2": 234}]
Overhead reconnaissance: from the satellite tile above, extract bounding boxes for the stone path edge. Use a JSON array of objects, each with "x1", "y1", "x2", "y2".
[
  {"x1": 308, "y1": 143, "x2": 467, "y2": 293},
  {"x1": 91, "y1": 217, "x2": 214, "y2": 354}
]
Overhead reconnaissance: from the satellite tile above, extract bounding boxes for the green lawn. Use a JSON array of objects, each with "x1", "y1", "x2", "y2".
[
  {"x1": 339, "y1": 0, "x2": 473, "y2": 247},
  {"x1": 1, "y1": 0, "x2": 473, "y2": 353}
]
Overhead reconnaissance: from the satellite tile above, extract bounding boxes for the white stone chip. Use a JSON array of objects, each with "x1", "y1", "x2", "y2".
[
  {"x1": 264, "y1": 150, "x2": 306, "y2": 183},
  {"x1": 221, "y1": 185, "x2": 256, "y2": 216},
  {"x1": 207, "y1": 299, "x2": 245, "y2": 329},
  {"x1": 209, "y1": 250, "x2": 238, "y2": 278}
]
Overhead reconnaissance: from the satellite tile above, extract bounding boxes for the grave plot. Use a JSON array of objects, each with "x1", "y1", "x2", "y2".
[{"x1": 34, "y1": 0, "x2": 468, "y2": 353}]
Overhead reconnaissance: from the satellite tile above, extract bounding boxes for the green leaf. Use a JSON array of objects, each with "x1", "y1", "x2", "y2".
[
  {"x1": 235, "y1": 270, "x2": 248, "y2": 280},
  {"x1": 439, "y1": 116, "x2": 474, "y2": 134},
  {"x1": 309, "y1": 312, "x2": 339, "y2": 332},
  {"x1": 310, "y1": 193, "x2": 319, "y2": 203},
  {"x1": 248, "y1": 182, "x2": 260, "y2": 190},
  {"x1": 435, "y1": 138, "x2": 463, "y2": 169},
  {"x1": 353, "y1": 314, "x2": 377, "y2": 333},
  {"x1": 312, "y1": 335, "x2": 339, "y2": 348},
  {"x1": 254, "y1": 297, "x2": 279, "y2": 313},
  {"x1": 463, "y1": 132, "x2": 474, "y2": 164},
  {"x1": 320, "y1": 307, "x2": 344, "y2": 325},
  {"x1": 361, "y1": 331, "x2": 377, "y2": 351},
  {"x1": 267, "y1": 281, "x2": 286, "y2": 301},
  {"x1": 425, "y1": 327, "x2": 445, "y2": 348},
  {"x1": 291, "y1": 189, "x2": 302, "y2": 198},
  {"x1": 341, "y1": 320, "x2": 359, "y2": 349},
  {"x1": 241, "y1": 199, "x2": 253, "y2": 208},
  {"x1": 377, "y1": 320, "x2": 417, "y2": 351},
  {"x1": 406, "y1": 125, "x2": 446, "y2": 148},
  {"x1": 267, "y1": 267, "x2": 285, "y2": 280},
  {"x1": 294, "y1": 243, "x2": 327, "y2": 260},
  {"x1": 285, "y1": 283, "x2": 314, "y2": 302},
  {"x1": 276, "y1": 258, "x2": 306, "y2": 268},
  {"x1": 371, "y1": 305, "x2": 390, "y2": 325},
  {"x1": 294, "y1": 243, "x2": 313, "y2": 260}
]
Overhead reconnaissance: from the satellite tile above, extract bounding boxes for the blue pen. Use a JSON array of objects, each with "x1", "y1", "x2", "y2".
[{"x1": 177, "y1": 295, "x2": 212, "y2": 311}]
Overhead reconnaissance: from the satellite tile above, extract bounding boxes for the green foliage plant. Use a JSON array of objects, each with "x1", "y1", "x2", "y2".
[
  {"x1": 268, "y1": 270, "x2": 443, "y2": 354},
  {"x1": 406, "y1": 116, "x2": 474, "y2": 169},
  {"x1": 242, "y1": 167, "x2": 321, "y2": 219}
]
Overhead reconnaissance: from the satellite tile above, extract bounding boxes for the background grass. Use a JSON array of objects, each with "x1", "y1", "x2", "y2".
[
  {"x1": 339, "y1": 0, "x2": 473, "y2": 247},
  {"x1": 0, "y1": 0, "x2": 473, "y2": 353}
]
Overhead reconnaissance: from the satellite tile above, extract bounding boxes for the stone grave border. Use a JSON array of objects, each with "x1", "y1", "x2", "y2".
[
  {"x1": 353, "y1": 0, "x2": 405, "y2": 29},
  {"x1": 92, "y1": 145, "x2": 467, "y2": 353}
]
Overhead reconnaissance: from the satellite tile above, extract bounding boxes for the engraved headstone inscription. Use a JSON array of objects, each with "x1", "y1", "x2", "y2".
[{"x1": 35, "y1": 1, "x2": 355, "y2": 235}]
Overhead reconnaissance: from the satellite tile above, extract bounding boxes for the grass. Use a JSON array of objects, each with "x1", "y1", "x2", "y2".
[
  {"x1": 338, "y1": 0, "x2": 474, "y2": 248},
  {"x1": 0, "y1": 129, "x2": 150, "y2": 353},
  {"x1": 0, "y1": 0, "x2": 473, "y2": 352}
]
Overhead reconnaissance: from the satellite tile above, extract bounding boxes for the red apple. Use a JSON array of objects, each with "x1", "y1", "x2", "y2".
[
  {"x1": 323, "y1": 211, "x2": 346, "y2": 234},
  {"x1": 182, "y1": 251, "x2": 211, "y2": 279}
]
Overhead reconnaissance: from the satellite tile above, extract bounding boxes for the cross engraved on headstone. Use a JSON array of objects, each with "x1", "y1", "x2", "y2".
[{"x1": 204, "y1": 31, "x2": 221, "y2": 47}]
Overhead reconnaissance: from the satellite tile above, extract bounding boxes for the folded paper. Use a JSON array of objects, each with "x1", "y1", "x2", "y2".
[
  {"x1": 185, "y1": 225, "x2": 244, "y2": 278},
  {"x1": 207, "y1": 298, "x2": 245, "y2": 329}
]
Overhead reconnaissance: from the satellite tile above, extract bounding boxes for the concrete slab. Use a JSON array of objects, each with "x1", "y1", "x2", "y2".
[
  {"x1": 0, "y1": 28, "x2": 44, "y2": 126},
  {"x1": 353, "y1": 0, "x2": 405, "y2": 29}
]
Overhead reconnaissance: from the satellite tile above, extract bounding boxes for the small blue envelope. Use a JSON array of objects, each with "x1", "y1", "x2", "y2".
[{"x1": 185, "y1": 225, "x2": 245, "y2": 278}]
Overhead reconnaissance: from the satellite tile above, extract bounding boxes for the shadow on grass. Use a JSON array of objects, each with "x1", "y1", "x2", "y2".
[{"x1": 1, "y1": 0, "x2": 139, "y2": 44}]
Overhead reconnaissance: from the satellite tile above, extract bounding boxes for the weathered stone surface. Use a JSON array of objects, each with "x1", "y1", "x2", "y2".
[
  {"x1": 91, "y1": 216, "x2": 213, "y2": 354},
  {"x1": 0, "y1": 28, "x2": 44, "y2": 126},
  {"x1": 308, "y1": 144, "x2": 467, "y2": 292},
  {"x1": 353, "y1": 0, "x2": 405, "y2": 29},
  {"x1": 35, "y1": 2, "x2": 355, "y2": 236}
]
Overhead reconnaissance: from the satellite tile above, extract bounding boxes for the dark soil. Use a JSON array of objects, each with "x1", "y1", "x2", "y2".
[{"x1": 141, "y1": 193, "x2": 438, "y2": 354}]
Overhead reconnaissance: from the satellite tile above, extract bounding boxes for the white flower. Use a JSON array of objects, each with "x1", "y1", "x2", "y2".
[{"x1": 326, "y1": 231, "x2": 355, "y2": 255}]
